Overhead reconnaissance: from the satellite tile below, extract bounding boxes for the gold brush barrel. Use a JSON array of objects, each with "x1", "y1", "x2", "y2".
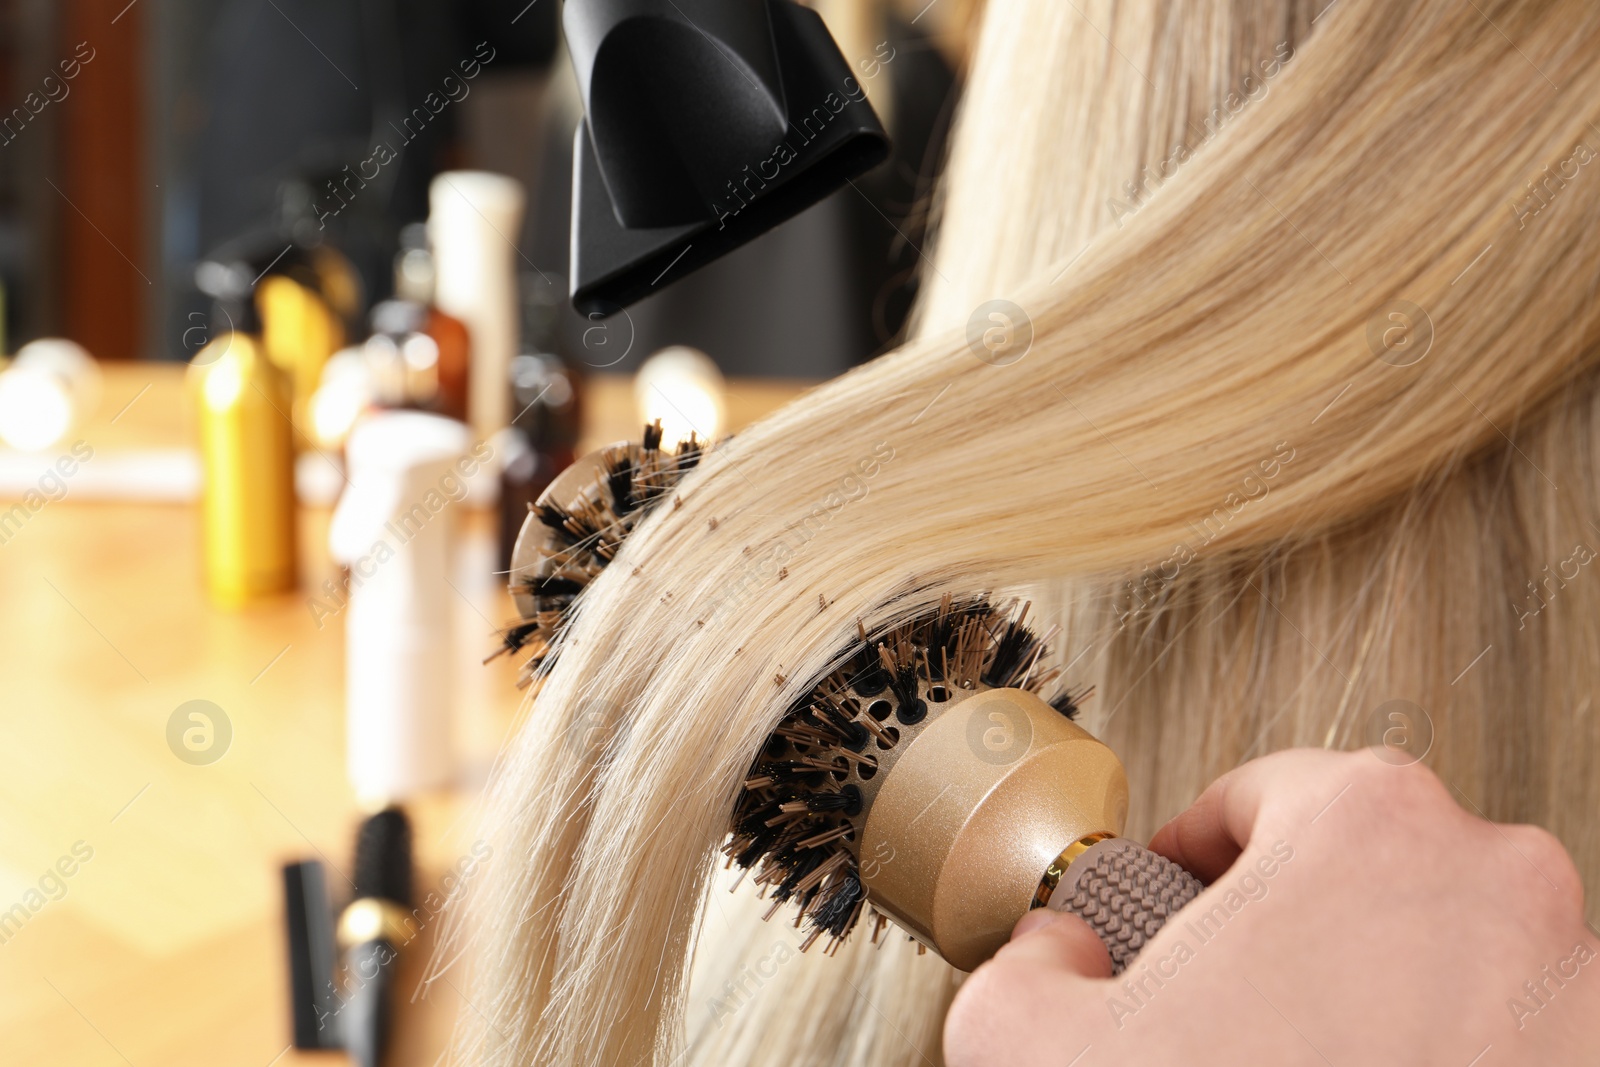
[
  {"x1": 859, "y1": 688, "x2": 1129, "y2": 971},
  {"x1": 193, "y1": 331, "x2": 297, "y2": 607}
]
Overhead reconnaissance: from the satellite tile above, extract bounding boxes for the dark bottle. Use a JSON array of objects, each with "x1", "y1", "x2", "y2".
[
  {"x1": 498, "y1": 275, "x2": 583, "y2": 571},
  {"x1": 363, "y1": 299, "x2": 430, "y2": 411},
  {"x1": 391, "y1": 223, "x2": 471, "y2": 422}
]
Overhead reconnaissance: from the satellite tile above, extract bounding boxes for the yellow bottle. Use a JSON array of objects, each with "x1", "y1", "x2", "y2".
[
  {"x1": 257, "y1": 273, "x2": 343, "y2": 415},
  {"x1": 192, "y1": 324, "x2": 297, "y2": 607}
]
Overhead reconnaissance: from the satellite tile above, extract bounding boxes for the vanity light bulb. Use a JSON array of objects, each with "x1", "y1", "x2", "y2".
[{"x1": 635, "y1": 346, "x2": 726, "y2": 447}]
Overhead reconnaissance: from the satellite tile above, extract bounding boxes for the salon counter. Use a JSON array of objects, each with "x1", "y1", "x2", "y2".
[{"x1": 0, "y1": 362, "x2": 804, "y2": 1066}]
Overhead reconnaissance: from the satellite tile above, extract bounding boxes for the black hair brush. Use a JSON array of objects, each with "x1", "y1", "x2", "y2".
[
  {"x1": 282, "y1": 808, "x2": 416, "y2": 1064},
  {"x1": 339, "y1": 808, "x2": 414, "y2": 1067}
]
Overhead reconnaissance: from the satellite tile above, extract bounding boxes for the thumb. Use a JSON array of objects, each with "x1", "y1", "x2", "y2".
[{"x1": 995, "y1": 909, "x2": 1114, "y2": 979}]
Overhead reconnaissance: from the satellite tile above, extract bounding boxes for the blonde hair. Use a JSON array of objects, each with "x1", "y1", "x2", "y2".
[{"x1": 448, "y1": 1, "x2": 1600, "y2": 1063}]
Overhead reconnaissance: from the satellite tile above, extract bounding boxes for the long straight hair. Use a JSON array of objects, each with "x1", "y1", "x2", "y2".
[{"x1": 449, "y1": 2, "x2": 1600, "y2": 1063}]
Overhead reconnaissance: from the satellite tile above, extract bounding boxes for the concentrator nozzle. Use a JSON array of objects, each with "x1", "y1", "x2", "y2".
[{"x1": 564, "y1": 0, "x2": 890, "y2": 315}]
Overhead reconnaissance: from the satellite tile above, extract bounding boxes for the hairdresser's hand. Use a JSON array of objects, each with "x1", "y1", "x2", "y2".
[{"x1": 945, "y1": 749, "x2": 1599, "y2": 1066}]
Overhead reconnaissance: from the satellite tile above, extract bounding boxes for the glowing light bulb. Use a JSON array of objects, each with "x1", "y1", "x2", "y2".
[
  {"x1": 0, "y1": 369, "x2": 73, "y2": 451},
  {"x1": 635, "y1": 346, "x2": 725, "y2": 446},
  {"x1": 0, "y1": 338, "x2": 99, "y2": 451}
]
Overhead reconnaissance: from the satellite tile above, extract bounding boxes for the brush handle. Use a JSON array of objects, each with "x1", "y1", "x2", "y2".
[
  {"x1": 343, "y1": 939, "x2": 397, "y2": 1067},
  {"x1": 1046, "y1": 838, "x2": 1204, "y2": 974}
]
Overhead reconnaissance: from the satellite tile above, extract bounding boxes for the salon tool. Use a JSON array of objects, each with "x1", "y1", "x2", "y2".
[
  {"x1": 562, "y1": 0, "x2": 890, "y2": 314},
  {"x1": 502, "y1": 432, "x2": 1203, "y2": 973},
  {"x1": 495, "y1": 422, "x2": 701, "y2": 688},
  {"x1": 283, "y1": 808, "x2": 416, "y2": 1065},
  {"x1": 726, "y1": 598, "x2": 1203, "y2": 972},
  {"x1": 339, "y1": 808, "x2": 414, "y2": 1067},
  {"x1": 283, "y1": 859, "x2": 339, "y2": 1051}
]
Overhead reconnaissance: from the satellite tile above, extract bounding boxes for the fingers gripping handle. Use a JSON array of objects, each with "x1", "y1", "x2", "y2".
[{"x1": 1046, "y1": 838, "x2": 1204, "y2": 974}]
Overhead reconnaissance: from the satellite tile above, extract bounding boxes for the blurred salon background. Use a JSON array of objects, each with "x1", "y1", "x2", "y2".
[
  {"x1": 0, "y1": 0, "x2": 976, "y2": 373},
  {"x1": 0, "y1": 1, "x2": 979, "y2": 1063}
]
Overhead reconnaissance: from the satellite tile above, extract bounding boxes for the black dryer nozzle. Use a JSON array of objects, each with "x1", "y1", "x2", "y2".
[{"x1": 565, "y1": 0, "x2": 890, "y2": 315}]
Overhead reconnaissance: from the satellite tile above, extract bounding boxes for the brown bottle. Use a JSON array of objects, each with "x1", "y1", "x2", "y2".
[{"x1": 393, "y1": 223, "x2": 470, "y2": 422}]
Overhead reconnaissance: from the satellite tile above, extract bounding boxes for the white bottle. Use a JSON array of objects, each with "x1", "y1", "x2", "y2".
[
  {"x1": 428, "y1": 171, "x2": 526, "y2": 463},
  {"x1": 330, "y1": 410, "x2": 471, "y2": 804}
]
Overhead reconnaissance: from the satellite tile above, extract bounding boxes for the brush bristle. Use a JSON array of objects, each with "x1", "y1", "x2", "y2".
[
  {"x1": 724, "y1": 595, "x2": 1081, "y2": 951},
  {"x1": 496, "y1": 423, "x2": 703, "y2": 685},
  {"x1": 490, "y1": 434, "x2": 1088, "y2": 952},
  {"x1": 353, "y1": 807, "x2": 413, "y2": 906}
]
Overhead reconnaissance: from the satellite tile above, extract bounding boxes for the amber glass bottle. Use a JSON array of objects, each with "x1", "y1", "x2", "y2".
[{"x1": 392, "y1": 223, "x2": 470, "y2": 422}]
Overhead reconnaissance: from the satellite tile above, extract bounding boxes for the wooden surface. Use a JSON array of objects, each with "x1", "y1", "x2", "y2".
[{"x1": 0, "y1": 363, "x2": 804, "y2": 1066}]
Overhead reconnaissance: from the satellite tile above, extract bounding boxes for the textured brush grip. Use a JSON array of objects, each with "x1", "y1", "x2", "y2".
[{"x1": 1047, "y1": 838, "x2": 1204, "y2": 974}]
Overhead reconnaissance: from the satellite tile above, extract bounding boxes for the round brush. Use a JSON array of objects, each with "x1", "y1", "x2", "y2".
[
  {"x1": 724, "y1": 597, "x2": 1202, "y2": 972},
  {"x1": 337, "y1": 808, "x2": 414, "y2": 1067},
  {"x1": 504, "y1": 430, "x2": 1202, "y2": 974},
  {"x1": 493, "y1": 420, "x2": 702, "y2": 688}
]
